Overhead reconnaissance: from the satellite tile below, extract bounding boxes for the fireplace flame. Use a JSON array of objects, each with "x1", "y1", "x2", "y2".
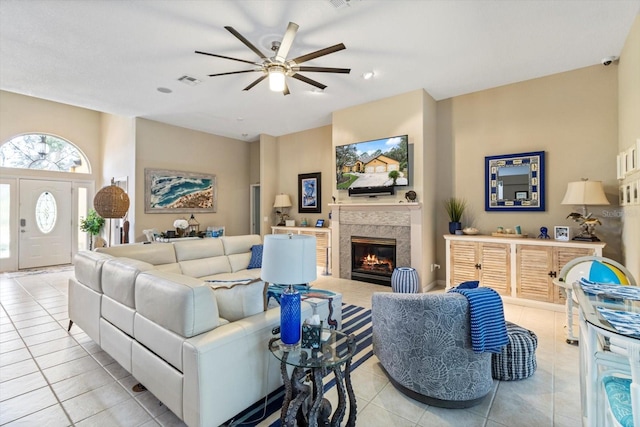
[{"x1": 361, "y1": 253, "x2": 393, "y2": 271}]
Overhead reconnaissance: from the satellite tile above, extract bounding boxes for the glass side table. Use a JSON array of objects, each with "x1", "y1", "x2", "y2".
[{"x1": 268, "y1": 329, "x2": 357, "y2": 427}]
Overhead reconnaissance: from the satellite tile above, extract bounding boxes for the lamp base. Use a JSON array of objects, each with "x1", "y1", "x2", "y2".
[{"x1": 573, "y1": 235, "x2": 600, "y2": 242}]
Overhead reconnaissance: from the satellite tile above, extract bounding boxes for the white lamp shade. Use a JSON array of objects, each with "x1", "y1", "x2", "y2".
[
  {"x1": 268, "y1": 68, "x2": 286, "y2": 92},
  {"x1": 561, "y1": 180, "x2": 609, "y2": 206},
  {"x1": 261, "y1": 234, "x2": 317, "y2": 285},
  {"x1": 273, "y1": 194, "x2": 292, "y2": 208}
]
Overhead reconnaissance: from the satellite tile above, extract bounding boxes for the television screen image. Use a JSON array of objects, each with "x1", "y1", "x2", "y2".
[{"x1": 336, "y1": 135, "x2": 409, "y2": 190}]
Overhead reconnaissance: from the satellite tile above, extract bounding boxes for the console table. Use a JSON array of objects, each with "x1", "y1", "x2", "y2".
[
  {"x1": 272, "y1": 226, "x2": 331, "y2": 274},
  {"x1": 269, "y1": 329, "x2": 357, "y2": 427},
  {"x1": 444, "y1": 235, "x2": 605, "y2": 306}
]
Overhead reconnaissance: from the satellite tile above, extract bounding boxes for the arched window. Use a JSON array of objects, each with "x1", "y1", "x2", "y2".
[{"x1": 0, "y1": 134, "x2": 90, "y2": 173}]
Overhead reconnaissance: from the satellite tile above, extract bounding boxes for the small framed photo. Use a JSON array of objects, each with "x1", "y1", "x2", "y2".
[
  {"x1": 515, "y1": 191, "x2": 528, "y2": 200},
  {"x1": 554, "y1": 226, "x2": 570, "y2": 241},
  {"x1": 315, "y1": 219, "x2": 325, "y2": 228}
]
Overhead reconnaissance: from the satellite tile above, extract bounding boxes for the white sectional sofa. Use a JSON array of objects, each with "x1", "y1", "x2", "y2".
[{"x1": 67, "y1": 235, "x2": 340, "y2": 427}]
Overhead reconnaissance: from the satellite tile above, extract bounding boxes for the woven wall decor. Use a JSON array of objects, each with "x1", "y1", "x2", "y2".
[{"x1": 94, "y1": 178, "x2": 130, "y2": 218}]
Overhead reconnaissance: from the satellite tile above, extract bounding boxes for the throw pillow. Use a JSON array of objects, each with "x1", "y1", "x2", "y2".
[
  {"x1": 457, "y1": 280, "x2": 480, "y2": 289},
  {"x1": 247, "y1": 244, "x2": 263, "y2": 269},
  {"x1": 210, "y1": 279, "x2": 267, "y2": 321}
]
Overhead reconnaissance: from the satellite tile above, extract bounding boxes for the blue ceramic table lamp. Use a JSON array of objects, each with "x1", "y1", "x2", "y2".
[{"x1": 262, "y1": 233, "x2": 317, "y2": 348}]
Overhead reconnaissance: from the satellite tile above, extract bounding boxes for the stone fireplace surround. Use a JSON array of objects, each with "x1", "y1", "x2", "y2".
[{"x1": 329, "y1": 203, "x2": 424, "y2": 289}]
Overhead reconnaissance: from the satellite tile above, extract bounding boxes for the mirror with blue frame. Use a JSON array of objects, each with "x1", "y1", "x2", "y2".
[{"x1": 485, "y1": 151, "x2": 545, "y2": 211}]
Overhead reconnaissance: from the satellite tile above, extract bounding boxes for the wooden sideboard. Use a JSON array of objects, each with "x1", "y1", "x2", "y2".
[
  {"x1": 271, "y1": 226, "x2": 331, "y2": 274},
  {"x1": 444, "y1": 235, "x2": 605, "y2": 305}
]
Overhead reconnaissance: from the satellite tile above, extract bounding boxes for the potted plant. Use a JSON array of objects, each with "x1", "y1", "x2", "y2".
[
  {"x1": 80, "y1": 209, "x2": 105, "y2": 250},
  {"x1": 444, "y1": 197, "x2": 466, "y2": 234}
]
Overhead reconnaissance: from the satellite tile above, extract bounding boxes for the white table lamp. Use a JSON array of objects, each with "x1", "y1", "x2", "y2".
[{"x1": 262, "y1": 233, "x2": 317, "y2": 347}]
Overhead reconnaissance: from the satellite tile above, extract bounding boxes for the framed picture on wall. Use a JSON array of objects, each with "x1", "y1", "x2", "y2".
[
  {"x1": 144, "y1": 168, "x2": 216, "y2": 213},
  {"x1": 298, "y1": 172, "x2": 321, "y2": 213}
]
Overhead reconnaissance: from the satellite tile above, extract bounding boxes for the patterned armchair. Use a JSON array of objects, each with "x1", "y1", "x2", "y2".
[{"x1": 372, "y1": 292, "x2": 493, "y2": 408}]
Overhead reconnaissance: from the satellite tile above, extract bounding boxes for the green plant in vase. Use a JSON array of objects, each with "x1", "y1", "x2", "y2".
[
  {"x1": 444, "y1": 197, "x2": 466, "y2": 234},
  {"x1": 80, "y1": 209, "x2": 105, "y2": 250}
]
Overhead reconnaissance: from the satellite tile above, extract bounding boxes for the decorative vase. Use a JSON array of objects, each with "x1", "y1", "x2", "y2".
[
  {"x1": 280, "y1": 284, "x2": 301, "y2": 347},
  {"x1": 449, "y1": 221, "x2": 462, "y2": 234},
  {"x1": 176, "y1": 228, "x2": 184, "y2": 238},
  {"x1": 391, "y1": 267, "x2": 419, "y2": 293}
]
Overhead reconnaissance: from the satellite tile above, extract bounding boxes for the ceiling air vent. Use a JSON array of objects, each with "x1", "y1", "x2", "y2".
[
  {"x1": 328, "y1": 0, "x2": 359, "y2": 9},
  {"x1": 178, "y1": 75, "x2": 201, "y2": 86}
]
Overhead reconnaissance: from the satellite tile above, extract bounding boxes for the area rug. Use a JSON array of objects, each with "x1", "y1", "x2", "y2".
[
  {"x1": 223, "y1": 303, "x2": 373, "y2": 427},
  {"x1": 2, "y1": 264, "x2": 74, "y2": 278}
]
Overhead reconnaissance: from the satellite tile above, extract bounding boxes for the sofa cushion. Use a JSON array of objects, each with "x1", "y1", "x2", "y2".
[
  {"x1": 179, "y1": 256, "x2": 232, "y2": 278},
  {"x1": 228, "y1": 252, "x2": 252, "y2": 273},
  {"x1": 173, "y1": 238, "x2": 225, "y2": 262},
  {"x1": 74, "y1": 251, "x2": 113, "y2": 293},
  {"x1": 221, "y1": 235, "x2": 262, "y2": 256},
  {"x1": 102, "y1": 257, "x2": 154, "y2": 308},
  {"x1": 135, "y1": 270, "x2": 219, "y2": 337},
  {"x1": 247, "y1": 244, "x2": 263, "y2": 269},
  {"x1": 97, "y1": 243, "x2": 177, "y2": 267},
  {"x1": 210, "y1": 279, "x2": 267, "y2": 321}
]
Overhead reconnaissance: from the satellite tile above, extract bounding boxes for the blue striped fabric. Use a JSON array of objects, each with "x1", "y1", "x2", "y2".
[{"x1": 448, "y1": 286, "x2": 508, "y2": 353}]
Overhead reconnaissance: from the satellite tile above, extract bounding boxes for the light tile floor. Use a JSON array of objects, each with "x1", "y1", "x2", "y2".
[{"x1": 0, "y1": 268, "x2": 582, "y2": 426}]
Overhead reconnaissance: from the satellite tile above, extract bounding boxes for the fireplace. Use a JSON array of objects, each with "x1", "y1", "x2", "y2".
[{"x1": 351, "y1": 236, "x2": 396, "y2": 286}]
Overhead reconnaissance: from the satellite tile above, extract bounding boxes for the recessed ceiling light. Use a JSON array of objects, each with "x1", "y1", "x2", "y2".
[
  {"x1": 362, "y1": 71, "x2": 375, "y2": 80},
  {"x1": 237, "y1": 117, "x2": 244, "y2": 122},
  {"x1": 157, "y1": 87, "x2": 172, "y2": 94}
]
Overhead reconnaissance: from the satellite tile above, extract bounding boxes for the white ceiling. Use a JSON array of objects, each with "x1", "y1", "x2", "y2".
[{"x1": 1, "y1": 0, "x2": 638, "y2": 142}]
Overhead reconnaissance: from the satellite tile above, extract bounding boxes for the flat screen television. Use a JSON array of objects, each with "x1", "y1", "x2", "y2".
[{"x1": 336, "y1": 135, "x2": 409, "y2": 192}]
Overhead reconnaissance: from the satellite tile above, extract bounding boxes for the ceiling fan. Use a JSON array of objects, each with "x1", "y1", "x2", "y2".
[{"x1": 195, "y1": 22, "x2": 350, "y2": 95}]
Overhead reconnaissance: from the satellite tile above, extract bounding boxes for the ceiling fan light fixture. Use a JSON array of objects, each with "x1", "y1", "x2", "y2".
[{"x1": 268, "y1": 66, "x2": 286, "y2": 92}]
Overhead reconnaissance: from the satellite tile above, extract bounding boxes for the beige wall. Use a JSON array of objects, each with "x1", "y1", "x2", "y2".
[
  {"x1": 0, "y1": 91, "x2": 102, "y2": 182},
  {"x1": 273, "y1": 125, "x2": 333, "y2": 227},
  {"x1": 134, "y1": 118, "x2": 251, "y2": 241},
  {"x1": 437, "y1": 65, "x2": 620, "y2": 279},
  {"x1": 618, "y1": 14, "x2": 640, "y2": 280}
]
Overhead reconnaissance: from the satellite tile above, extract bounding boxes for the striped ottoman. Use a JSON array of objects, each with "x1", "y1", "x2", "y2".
[
  {"x1": 491, "y1": 321, "x2": 538, "y2": 381},
  {"x1": 391, "y1": 267, "x2": 419, "y2": 293}
]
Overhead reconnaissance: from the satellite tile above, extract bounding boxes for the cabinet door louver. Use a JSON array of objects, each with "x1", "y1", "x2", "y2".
[
  {"x1": 450, "y1": 241, "x2": 478, "y2": 287},
  {"x1": 517, "y1": 245, "x2": 554, "y2": 301},
  {"x1": 479, "y1": 243, "x2": 510, "y2": 295}
]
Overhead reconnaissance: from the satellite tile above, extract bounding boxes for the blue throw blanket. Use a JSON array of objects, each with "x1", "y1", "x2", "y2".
[{"x1": 448, "y1": 286, "x2": 508, "y2": 353}]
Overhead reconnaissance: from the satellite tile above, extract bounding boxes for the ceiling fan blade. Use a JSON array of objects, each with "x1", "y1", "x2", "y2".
[
  {"x1": 283, "y1": 81, "x2": 290, "y2": 96},
  {"x1": 291, "y1": 73, "x2": 327, "y2": 90},
  {"x1": 224, "y1": 26, "x2": 267, "y2": 60},
  {"x1": 290, "y1": 43, "x2": 346, "y2": 65},
  {"x1": 208, "y1": 70, "x2": 260, "y2": 77},
  {"x1": 243, "y1": 75, "x2": 268, "y2": 91},
  {"x1": 195, "y1": 51, "x2": 261, "y2": 66},
  {"x1": 292, "y1": 66, "x2": 350, "y2": 74},
  {"x1": 275, "y1": 22, "x2": 299, "y2": 63}
]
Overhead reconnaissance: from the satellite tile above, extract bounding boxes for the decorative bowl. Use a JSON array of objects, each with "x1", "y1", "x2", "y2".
[{"x1": 462, "y1": 227, "x2": 479, "y2": 235}]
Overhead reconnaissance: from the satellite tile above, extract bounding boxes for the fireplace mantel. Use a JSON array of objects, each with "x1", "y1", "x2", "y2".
[
  {"x1": 329, "y1": 202, "x2": 424, "y2": 290},
  {"x1": 328, "y1": 202, "x2": 421, "y2": 210}
]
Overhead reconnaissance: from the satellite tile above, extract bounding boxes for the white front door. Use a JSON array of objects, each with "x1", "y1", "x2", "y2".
[{"x1": 19, "y1": 179, "x2": 72, "y2": 269}]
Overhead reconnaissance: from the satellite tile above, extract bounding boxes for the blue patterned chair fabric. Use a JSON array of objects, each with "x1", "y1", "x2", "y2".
[
  {"x1": 372, "y1": 292, "x2": 493, "y2": 408},
  {"x1": 491, "y1": 321, "x2": 537, "y2": 381},
  {"x1": 603, "y1": 376, "x2": 634, "y2": 427}
]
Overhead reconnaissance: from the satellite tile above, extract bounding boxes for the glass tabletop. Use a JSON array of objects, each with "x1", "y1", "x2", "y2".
[
  {"x1": 573, "y1": 281, "x2": 640, "y2": 340},
  {"x1": 269, "y1": 328, "x2": 356, "y2": 369}
]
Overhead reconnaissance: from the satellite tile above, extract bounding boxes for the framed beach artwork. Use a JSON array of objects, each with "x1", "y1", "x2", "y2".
[
  {"x1": 144, "y1": 168, "x2": 217, "y2": 213},
  {"x1": 298, "y1": 172, "x2": 321, "y2": 214}
]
